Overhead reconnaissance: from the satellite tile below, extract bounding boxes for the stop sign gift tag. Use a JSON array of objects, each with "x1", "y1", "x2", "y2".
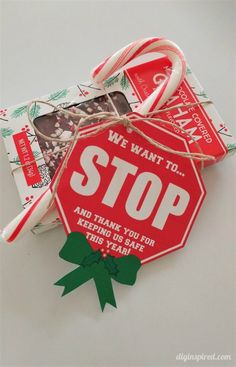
[
  {"x1": 53, "y1": 112, "x2": 206, "y2": 310},
  {"x1": 52, "y1": 37, "x2": 206, "y2": 311}
]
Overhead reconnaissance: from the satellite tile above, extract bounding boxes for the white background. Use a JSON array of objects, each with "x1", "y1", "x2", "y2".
[{"x1": 0, "y1": 1, "x2": 235, "y2": 366}]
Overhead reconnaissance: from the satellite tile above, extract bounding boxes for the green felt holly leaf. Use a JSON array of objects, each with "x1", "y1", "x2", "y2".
[
  {"x1": 104, "y1": 255, "x2": 119, "y2": 276},
  {"x1": 120, "y1": 74, "x2": 129, "y2": 90},
  {"x1": 48, "y1": 89, "x2": 68, "y2": 101},
  {"x1": 103, "y1": 74, "x2": 119, "y2": 88},
  {"x1": 11, "y1": 105, "x2": 27, "y2": 118},
  {"x1": 112, "y1": 255, "x2": 141, "y2": 285},
  {"x1": 1, "y1": 127, "x2": 14, "y2": 138},
  {"x1": 59, "y1": 232, "x2": 93, "y2": 265},
  {"x1": 81, "y1": 251, "x2": 101, "y2": 267}
]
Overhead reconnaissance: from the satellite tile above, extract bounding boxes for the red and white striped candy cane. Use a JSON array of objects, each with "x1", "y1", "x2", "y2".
[
  {"x1": 91, "y1": 37, "x2": 186, "y2": 114},
  {"x1": 0, "y1": 188, "x2": 53, "y2": 243},
  {"x1": 0, "y1": 37, "x2": 186, "y2": 243}
]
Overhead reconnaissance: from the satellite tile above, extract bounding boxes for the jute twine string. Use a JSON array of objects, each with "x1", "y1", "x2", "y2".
[
  {"x1": 25, "y1": 99, "x2": 215, "y2": 158},
  {"x1": 13, "y1": 95, "x2": 215, "y2": 208},
  {"x1": 12, "y1": 99, "x2": 215, "y2": 173}
]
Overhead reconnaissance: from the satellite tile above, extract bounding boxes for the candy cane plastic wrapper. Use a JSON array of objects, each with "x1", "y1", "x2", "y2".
[{"x1": 0, "y1": 37, "x2": 186, "y2": 243}]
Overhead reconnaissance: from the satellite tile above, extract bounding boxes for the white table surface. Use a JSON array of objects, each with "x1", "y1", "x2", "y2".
[{"x1": 0, "y1": 1, "x2": 235, "y2": 366}]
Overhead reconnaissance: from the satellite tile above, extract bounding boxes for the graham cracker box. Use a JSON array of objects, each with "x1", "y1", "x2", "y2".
[{"x1": 1, "y1": 57, "x2": 235, "y2": 234}]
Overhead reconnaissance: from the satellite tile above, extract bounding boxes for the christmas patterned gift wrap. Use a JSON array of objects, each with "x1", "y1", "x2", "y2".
[
  {"x1": 1, "y1": 54, "x2": 235, "y2": 235},
  {"x1": 0, "y1": 79, "x2": 135, "y2": 234}
]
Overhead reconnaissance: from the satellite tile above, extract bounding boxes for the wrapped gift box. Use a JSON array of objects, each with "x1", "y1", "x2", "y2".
[{"x1": 1, "y1": 56, "x2": 235, "y2": 234}]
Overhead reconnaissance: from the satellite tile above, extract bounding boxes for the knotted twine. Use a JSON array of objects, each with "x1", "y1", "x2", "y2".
[{"x1": 13, "y1": 91, "x2": 215, "y2": 208}]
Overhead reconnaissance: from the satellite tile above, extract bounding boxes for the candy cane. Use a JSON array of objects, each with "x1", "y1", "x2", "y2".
[
  {"x1": 0, "y1": 188, "x2": 53, "y2": 243},
  {"x1": 91, "y1": 37, "x2": 186, "y2": 115},
  {"x1": 0, "y1": 37, "x2": 186, "y2": 243}
]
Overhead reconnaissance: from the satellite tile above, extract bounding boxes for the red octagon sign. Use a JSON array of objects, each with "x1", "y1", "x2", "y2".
[{"x1": 54, "y1": 113, "x2": 206, "y2": 265}]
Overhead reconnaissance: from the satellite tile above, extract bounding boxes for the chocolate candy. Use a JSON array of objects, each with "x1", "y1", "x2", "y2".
[{"x1": 34, "y1": 92, "x2": 131, "y2": 178}]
